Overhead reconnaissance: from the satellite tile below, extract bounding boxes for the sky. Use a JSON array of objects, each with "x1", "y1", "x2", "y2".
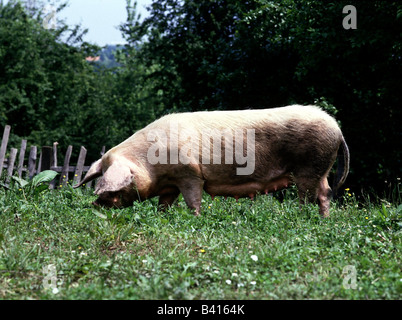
[
  {"x1": 4, "y1": 0, "x2": 153, "y2": 46},
  {"x1": 57, "y1": 0, "x2": 153, "y2": 46}
]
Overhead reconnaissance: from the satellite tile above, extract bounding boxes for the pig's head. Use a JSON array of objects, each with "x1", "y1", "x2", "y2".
[{"x1": 74, "y1": 156, "x2": 140, "y2": 208}]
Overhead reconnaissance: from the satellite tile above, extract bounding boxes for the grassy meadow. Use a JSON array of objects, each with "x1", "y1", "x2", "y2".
[{"x1": 0, "y1": 176, "x2": 401, "y2": 300}]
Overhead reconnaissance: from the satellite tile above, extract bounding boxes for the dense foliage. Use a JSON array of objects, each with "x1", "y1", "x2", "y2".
[
  {"x1": 122, "y1": 0, "x2": 402, "y2": 196},
  {"x1": 0, "y1": 0, "x2": 401, "y2": 197},
  {"x1": 0, "y1": 0, "x2": 113, "y2": 158}
]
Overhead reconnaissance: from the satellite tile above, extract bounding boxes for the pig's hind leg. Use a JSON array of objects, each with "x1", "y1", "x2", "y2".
[
  {"x1": 294, "y1": 173, "x2": 332, "y2": 218},
  {"x1": 177, "y1": 178, "x2": 205, "y2": 216},
  {"x1": 294, "y1": 175, "x2": 320, "y2": 212},
  {"x1": 317, "y1": 176, "x2": 332, "y2": 218}
]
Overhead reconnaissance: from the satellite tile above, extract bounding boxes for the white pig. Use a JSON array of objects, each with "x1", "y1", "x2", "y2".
[{"x1": 74, "y1": 105, "x2": 349, "y2": 217}]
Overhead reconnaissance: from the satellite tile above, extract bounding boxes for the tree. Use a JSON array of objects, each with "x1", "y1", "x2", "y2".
[
  {"x1": 264, "y1": 0, "x2": 402, "y2": 193},
  {"x1": 121, "y1": 0, "x2": 402, "y2": 196},
  {"x1": 0, "y1": 1, "x2": 115, "y2": 160}
]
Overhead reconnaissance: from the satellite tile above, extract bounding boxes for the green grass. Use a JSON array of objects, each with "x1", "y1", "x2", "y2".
[{"x1": 0, "y1": 182, "x2": 401, "y2": 300}]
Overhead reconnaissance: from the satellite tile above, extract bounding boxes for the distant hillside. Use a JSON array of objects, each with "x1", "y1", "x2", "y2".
[{"x1": 86, "y1": 45, "x2": 124, "y2": 68}]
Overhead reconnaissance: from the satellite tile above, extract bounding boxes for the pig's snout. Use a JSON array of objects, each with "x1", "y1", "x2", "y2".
[
  {"x1": 93, "y1": 197, "x2": 121, "y2": 208},
  {"x1": 92, "y1": 191, "x2": 135, "y2": 209},
  {"x1": 91, "y1": 192, "x2": 120, "y2": 208}
]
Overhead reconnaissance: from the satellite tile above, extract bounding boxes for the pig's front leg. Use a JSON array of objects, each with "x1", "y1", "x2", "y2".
[
  {"x1": 158, "y1": 191, "x2": 180, "y2": 211},
  {"x1": 177, "y1": 178, "x2": 205, "y2": 216}
]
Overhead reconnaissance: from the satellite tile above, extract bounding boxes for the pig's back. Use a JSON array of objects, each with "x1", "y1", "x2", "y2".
[{"x1": 147, "y1": 105, "x2": 340, "y2": 133}]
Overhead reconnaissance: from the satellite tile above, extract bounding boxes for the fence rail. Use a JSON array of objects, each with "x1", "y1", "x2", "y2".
[{"x1": 0, "y1": 125, "x2": 104, "y2": 189}]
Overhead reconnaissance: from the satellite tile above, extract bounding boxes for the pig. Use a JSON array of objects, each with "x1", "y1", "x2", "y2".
[{"x1": 74, "y1": 105, "x2": 349, "y2": 218}]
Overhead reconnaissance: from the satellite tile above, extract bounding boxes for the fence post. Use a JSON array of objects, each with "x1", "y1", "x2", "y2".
[
  {"x1": 17, "y1": 140, "x2": 27, "y2": 178},
  {"x1": 49, "y1": 143, "x2": 59, "y2": 189},
  {"x1": 59, "y1": 145, "x2": 72, "y2": 188},
  {"x1": 28, "y1": 146, "x2": 37, "y2": 179},
  {"x1": 73, "y1": 146, "x2": 87, "y2": 185},
  {"x1": 0, "y1": 125, "x2": 11, "y2": 177},
  {"x1": 53, "y1": 142, "x2": 58, "y2": 167},
  {"x1": 6, "y1": 148, "x2": 18, "y2": 183}
]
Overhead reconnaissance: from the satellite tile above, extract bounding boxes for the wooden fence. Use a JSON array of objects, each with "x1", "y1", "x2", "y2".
[{"x1": 0, "y1": 125, "x2": 105, "y2": 189}]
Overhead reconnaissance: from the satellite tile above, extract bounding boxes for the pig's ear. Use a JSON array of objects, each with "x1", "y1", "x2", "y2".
[
  {"x1": 94, "y1": 162, "x2": 134, "y2": 195},
  {"x1": 73, "y1": 159, "x2": 102, "y2": 188}
]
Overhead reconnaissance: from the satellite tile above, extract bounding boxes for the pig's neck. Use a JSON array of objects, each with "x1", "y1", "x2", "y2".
[{"x1": 132, "y1": 160, "x2": 154, "y2": 199}]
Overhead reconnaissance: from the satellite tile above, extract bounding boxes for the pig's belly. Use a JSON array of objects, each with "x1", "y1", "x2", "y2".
[{"x1": 203, "y1": 176, "x2": 292, "y2": 199}]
